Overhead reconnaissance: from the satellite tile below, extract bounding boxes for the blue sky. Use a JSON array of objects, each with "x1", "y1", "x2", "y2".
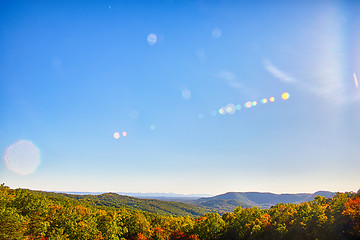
[{"x1": 1, "y1": 0, "x2": 360, "y2": 195}]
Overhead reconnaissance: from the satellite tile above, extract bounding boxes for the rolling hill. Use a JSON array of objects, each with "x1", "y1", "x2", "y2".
[
  {"x1": 191, "y1": 191, "x2": 336, "y2": 211},
  {"x1": 40, "y1": 190, "x2": 337, "y2": 216},
  {"x1": 40, "y1": 191, "x2": 209, "y2": 217}
]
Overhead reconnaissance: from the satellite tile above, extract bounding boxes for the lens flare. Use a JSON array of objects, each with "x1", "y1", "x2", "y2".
[
  {"x1": 354, "y1": 73, "x2": 359, "y2": 88},
  {"x1": 212, "y1": 28, "x2": 222, "y2": 39},
  {"x1": 281, "y1": 92, "x2": 290, "y2": 100},
  {"x1": 226, "y1": 104, "x2": 236, "y2": 114},
  {"x1": 245, "y1": 101, "x2": 252, "y2": 108},
  {"x1": 219, "y1": 107, "x2": 226, "y2": 115},
  {"x1": 147, "y1": 33, "x2": 157, "y2": 46},
  {"x1": 114, "y1": 132, "x2": 120, "y2": 139},
  {"x1": 122, "y1": 131, "x2": 127, "y2": 137},
  {"x1": 182, "y1": 89, "x2": 191, "y2": 100},
  {"x1": 3, "y1": 140, "x2": 41, "y2": 175},
  {"x1": 150, "y1": 125, "x2": 156, "y2": 130},
  {"x1": 216, "y1": 92, "x2": 289, "y2": 117}
]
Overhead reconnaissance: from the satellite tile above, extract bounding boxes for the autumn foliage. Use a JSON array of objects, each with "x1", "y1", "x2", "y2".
[
  {"x1": 1, "y1": 184, "x2": 359, "y2": 240},
  {"x1": 342, "y1": 197, "x2": 360, "y2": 238}
]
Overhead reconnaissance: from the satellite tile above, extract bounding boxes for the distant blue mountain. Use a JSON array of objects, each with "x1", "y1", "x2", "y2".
[
  {"x1": 192, "y1": 191, "x2": 336, "y2": 211},
  {"x1": 52, "y1": 190, "x2": 337, "y2": 214}
]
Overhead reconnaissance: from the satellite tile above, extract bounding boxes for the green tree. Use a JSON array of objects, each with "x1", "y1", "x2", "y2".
[
  {"x1": 97, "y1": 209, "x2": 127, "y2": 239},
  {"x1": 0, "y1": 185, "x2": 27, "y2": 239},
  {"x1": 193, "y1": 212, "x2": 225, "y2": 240},
  {"x1": 123, "y1": 211, "x2": 152, "y2": 239}
]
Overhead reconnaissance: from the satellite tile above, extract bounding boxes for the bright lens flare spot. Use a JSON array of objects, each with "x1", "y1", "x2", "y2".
[
  {"x1": 219, "y1": 107, "x2": 226, "y2": 115},
  {"x1": 354, "y1": 73, "x2": 359, "y2": 88},
  {"x1": 122, "y1": 131, "x2": 127, "y2": 137},
  {"x1": 236, "y1": 104, "x2": 241, "y2": 110},
  {"x1": 261, "y1": 99, "x2": 268, "y2": 104},
  {"x1": 3, "y1": 140, "x2": 41, "y2": 175},
  {"x1": 252, "y1": 101, "x2": 257, "y2": 106},
  {"x1": 114, "y1": 132, "x2": 120, "y2": 139},
  {"x1": 182, "y1": 89, "x2": 191, "y2": 100},
  {"x1": 281, "y1": 92, "x2": 290, "y2": 100},
  {"x1": 245, "y1": 101, "x2": 252, "y2": 108},
  {"x1": 147, "y1": 33, "x2": 157, "y2": 46},
  {"x1": 269, "y1": 97, "x2": 275, "y2": 102},
  {"x1": 226, "y1": 103, "x2": 236, "y2": 114}
]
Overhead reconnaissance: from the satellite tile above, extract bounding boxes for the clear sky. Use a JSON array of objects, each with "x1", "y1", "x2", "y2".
[{"x1": 1, "y1": 0, "x2": 360, "y2": 195}]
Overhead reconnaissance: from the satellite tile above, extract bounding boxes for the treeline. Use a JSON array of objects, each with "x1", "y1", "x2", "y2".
[
  {"x1": 1, "y1": 184, "x2": 359, "y2": 240},
  {"x1": 36, "y1": 191, "x2": 208, "y2": 217}
]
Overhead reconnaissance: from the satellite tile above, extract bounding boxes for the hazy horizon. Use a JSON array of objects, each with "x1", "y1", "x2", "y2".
[
  {"x1": 2, "y1": 184, "x2": 357, "y2": 196},
  {"x1": 1, "y1": 0, "x2": 360, "y2": 195},
  {"x1": 2, "y1": 185, "x2": 350, "y2": 197}
]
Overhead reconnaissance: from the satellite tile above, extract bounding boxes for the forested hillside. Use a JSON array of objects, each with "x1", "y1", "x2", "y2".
[
  {"x1": 192, "y1": 191, "x2": 336, "y2": 211},
  {"x1": 1, "y1": 184, "x2": 359, "y2": 240},
  {"x1": 37, "y1": 191, "x2": 208, "y2": 217}
]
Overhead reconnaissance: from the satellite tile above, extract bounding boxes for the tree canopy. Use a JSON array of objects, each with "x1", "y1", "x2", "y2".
[{"x1": 1, "y1": 184, "x2": 359, "y2": 240}]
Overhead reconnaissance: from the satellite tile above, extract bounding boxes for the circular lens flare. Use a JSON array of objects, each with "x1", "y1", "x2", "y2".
[
  {"x1": 219, "y1": 107, "x2": 226, "y2": 115},
  {"x1": 252, "y1": 101, "x2": 257, "y2": 106},
  {"x1": 269, "y1": 97, "x2": 275, "y2": 102},
  {"x1": 281, "y1": 92, "x2": 290, "y2": 100},
  {"x1": 212, "y1": 28, "x2": 222, "y2": 38},
  {"x1": 261, "y1": 99, "x2": 268, "y2": 104},
  {"x1": 114, "y1": 132, "x2": 120, "y2": 139},
  {"x1": 122, "y1": 131, "x2": 127, "y2": 137},
  {"x1": 147, "y1": 33, "x2": 157, "y2": 45},
  {"x1": 182, "y1": 89, "x2": 191, "y2": 100},
  {"x1": 245, "y1": 101, "x2": 252, "y2": 108},
  {"x1": 3, "y1": 140, "x2": 41, "y2": 175},
  {"x1": 226, "y1": 104, "x2": 236, "y2": 114}
]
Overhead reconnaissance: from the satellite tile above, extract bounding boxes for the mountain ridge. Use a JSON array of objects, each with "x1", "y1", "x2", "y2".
[
  {"x1": 190, "y1": 190, "x2": 336, "y2": 212},
  {"x1": 47, "y1": 190, "x2": 337, "y2": 214}
]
